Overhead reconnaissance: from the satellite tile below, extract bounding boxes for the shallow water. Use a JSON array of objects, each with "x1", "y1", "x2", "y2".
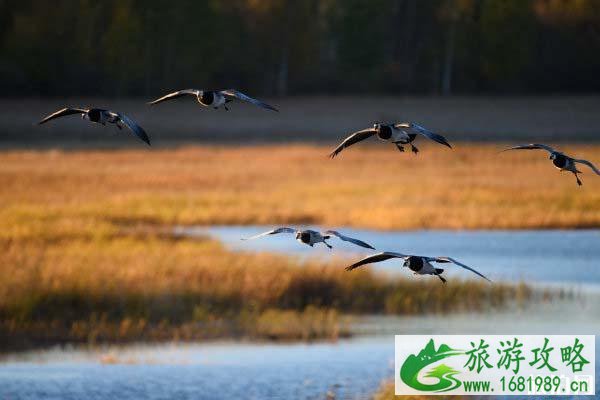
[
  {"x1": 0, "y1": 337, "x2": 393, "y2": 400},
  {"x1": 1, "y1": 297, "x2": 598, "y2": 400},
  {"x1": 179, "y1": 226, "x2": 600, "y2": 286}
]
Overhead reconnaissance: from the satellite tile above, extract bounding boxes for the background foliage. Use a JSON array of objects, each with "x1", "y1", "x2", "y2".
[{"x1": 1, "y1": 0, "x2": 599, "y2": 97}]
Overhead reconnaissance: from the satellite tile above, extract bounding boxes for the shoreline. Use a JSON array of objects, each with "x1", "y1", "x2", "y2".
[
  {"x1": 0, "y1": 282, "x2": 571, "y2": 355},
  {"x1": 4, "y1": 95, "x2": 600, "y2": 145}
]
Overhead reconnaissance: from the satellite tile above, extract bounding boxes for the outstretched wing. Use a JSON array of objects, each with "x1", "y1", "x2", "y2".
[
  {"x1": 329, "y1": 128, "x2": 378, "y2": 158},
  {"x1": 431, "y1": 257, "x2": 492, "y2": 283},
  {"x1": 412, "y1": 123, "x2": 452, "y2": 148},
  {"x1": 148, "y1": 89, "x2": 200, "y2": 105},
  {"x1": 397, "y1": 123, "x2": 452, "y2": 148},
  {"x1": 114, "y1": 112, "x2": 151, "y2": 146},
  {"x1": 345, "y1": 251, "x2": 407, "y2": 271},
  {"x1": 501, "y1": 143, "x2": 557, "y2": 154},
  {"x1": 38, "y1": 108, "x2": 88, "y2": 124},
  {"x1": 323, "y1": 230, "x2": 375, "y2": 249},
  {"x1": 573, "y1": 158, "x2": 600, "y2": 175},
  {"x1": 221, "y1": 89, "x2": 278, "y2": 111},
  {"x1": 241, "y1": 227, "x2": 296, "y2": 240}
]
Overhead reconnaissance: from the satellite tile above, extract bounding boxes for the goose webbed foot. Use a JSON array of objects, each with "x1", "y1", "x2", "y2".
[
  {"x1": 324, "y1": 242, "x2": 332, "y2": 249},
  {"x1": 224, "y1": 106, "x2": 229, "y2": 111},
  {"x1": 395, "y1": 144, "x2": 405, "y2": 152},
  {"x1": 411, "y1": 144, "x2": 419, "y2": 155},
  {"x1": 437, "y1": 274, "x2": 447, "y2": 284},
  {"x1": 575, "y1": 174, "x2": 583, "y2": 186}
]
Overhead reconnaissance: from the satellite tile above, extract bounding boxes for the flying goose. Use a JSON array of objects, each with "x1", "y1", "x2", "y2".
[
  {"x1": 345, "y1": 252, "x2": 491, "y2": 284},
  {"x1": 242, "y1": 227, "x2": 375, "y2": 250},
  {"x1": 502, "y1": 143, "x2": 600, "y2": 186},
  {"x1": 148, "y1": 89, "x2": 278, "y2": 112},
  {"x1": 38, "y1": 108, "x2": 150, "y2": 146},
  {"x1": 329, "y1": 122, "x2": 451, "y2": 158}
]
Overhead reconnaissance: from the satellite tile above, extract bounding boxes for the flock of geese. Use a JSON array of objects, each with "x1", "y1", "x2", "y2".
[
  {"x1": 38, "y1": 88, "x2": 600, "y2": 284},
  {"x1": 240, "y1": 226, "x2": 490, "y2": 283}
]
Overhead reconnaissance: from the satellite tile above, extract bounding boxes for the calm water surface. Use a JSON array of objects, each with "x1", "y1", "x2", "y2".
[
  {"x1": 1, "y1": 299, "x2": 598, "y2": 400},
  {"x1": 180, "y1": 226, "x2": 600, "y2": 286},
  {"x1": 0, "y1": 337, "x2": 393, "y2": 400},
  {"x1": 1, "y1": 298, "x2": 598, "y2": 399}
]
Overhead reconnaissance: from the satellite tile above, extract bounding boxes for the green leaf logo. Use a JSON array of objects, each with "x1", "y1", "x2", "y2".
[{"x1": 400, "y1": 339, "x2": 464, "y2": 392}]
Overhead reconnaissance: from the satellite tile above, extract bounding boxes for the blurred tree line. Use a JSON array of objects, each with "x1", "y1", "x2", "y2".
[{"x1": 1, "y1": 0, "x2": 599, "y2": 96}]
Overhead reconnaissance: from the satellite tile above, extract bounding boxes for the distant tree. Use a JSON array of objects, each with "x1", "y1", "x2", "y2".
[
  {"x1": 437, "y1": 0, "x2": 477, "y2": 95},
  {"x1": 0, "y1": 0, "x2": 599, "y2": 96}
]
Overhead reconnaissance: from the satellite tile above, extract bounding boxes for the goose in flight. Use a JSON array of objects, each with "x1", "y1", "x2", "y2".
[
  {"x1": 344, "y1": 252, "x2": 491, "y2": 284},
  {"x1": 242, "y1": 227, "x2": 375, "y2": 250},
  {"x1": 148, "y1": 89, "x2": 278, "y2": 112},
  {"x1": 501, "y1": 144, "x2": 600, "y2": 186},
  {"x1": 38, "y1": 108, "x2": 150, "y2": 146},
  {"x1": 329, "y1": 122, "x2": 451, "y2": 158}
]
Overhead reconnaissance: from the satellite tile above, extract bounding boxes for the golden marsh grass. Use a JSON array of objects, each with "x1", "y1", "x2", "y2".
[
  {"x1": 0, "y1": 144, "x2": 585, "y2": 347},
  {"x1": 1, "y1": 144, "x2": 599, "y2": 237},
  {"x1": 1, "y1": 232, "x2": 530, "y2": 348}
]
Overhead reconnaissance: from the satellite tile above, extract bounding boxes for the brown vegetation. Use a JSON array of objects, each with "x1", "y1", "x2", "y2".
[
  {"x1": 1, "y1": 144, "x2": 583, "y2": 349},
  {"x1": 1, "y1": 144, "x2": 599, "y2": 233},
  {"x1": 0, "y1": 232, "x2": 527, "y2": 350}
]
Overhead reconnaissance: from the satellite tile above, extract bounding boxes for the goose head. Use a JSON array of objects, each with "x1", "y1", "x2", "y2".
[
  {"x1": 199, "y1": 90, "x2": 215, "y2": 106},
  {"x1": 403, "y1": 256, "x2": 424, "y2": 272},
  {"x1": 373, "y1": 122, "x2": 392, "y2": 140},
  {"x1": 295, "y1": 231, "x2": 311, "y2": 244},
  {"x1": 86, "y1": 109, "x2": 102, "y2": 123}
]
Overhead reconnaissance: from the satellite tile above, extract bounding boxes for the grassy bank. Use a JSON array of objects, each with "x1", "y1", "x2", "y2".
[
  {"x1": 1, "y1": 144, "x2": 599, "y2": 233},
  {"x1": 0, "y1": 231, "x2": 531, "y2": 350}
]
